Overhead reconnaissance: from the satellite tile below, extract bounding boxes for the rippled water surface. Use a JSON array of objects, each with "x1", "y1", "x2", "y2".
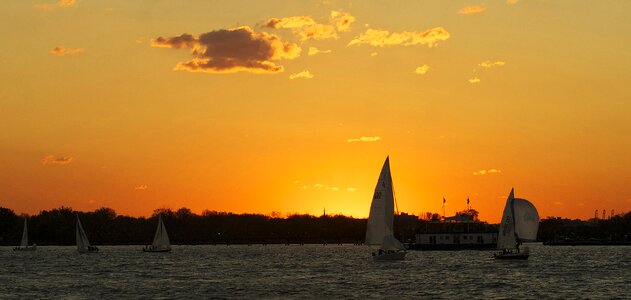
[{"x1": 1, "y1": 244, "x2": 629, "y2": 298}]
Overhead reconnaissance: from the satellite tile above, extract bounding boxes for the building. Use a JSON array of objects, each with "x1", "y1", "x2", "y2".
[{"x1": 409, "y1": 219, "x2": 498, "y2": 250}]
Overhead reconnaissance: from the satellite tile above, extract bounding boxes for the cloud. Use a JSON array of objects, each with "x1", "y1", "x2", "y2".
[
  {"x1": 50, "y1": 46, "x2": 85, "y2": 56},
  {"x1": 468, "y1": 77, "x2": 481, "y2": 84},
  {"x1": 308, "y1": 47, "x2": 331, "y2": 56},
  {"x1": 152, "y1": 26, "x2": 301, "y2": 74},
  {"x1": 473, "y1": 169, "x2": 501, "y2": 176},
  {"x1": 262, "y1": 10, "x2": 355, "y2": 41},
  {"x1": 347, "y1": 136, "x2": 381, "y2": 143},
  {"x1": 459, "y1": 5, "x2": 485, "y2": 15},
  {"x1": 35, "y1": 0, "x2": 77, "y2": 10},
  {"x1": 292, "y1": 180, "x2": 300, "y2": 184},
  {"x1": 478, "y1": 60, "x2": 506, "y2": 68},
  {"x1": 134, "y1": 185, "x2": 148, "y2": 190},
  {"x1": 41, "y1": 155, "x2": 73, "y2": 165},
  {"x1": 415, "y1": 65, "x2": 430, "y2": 75},
  {"x1": 348, "y1": 27, "x2": 450, "y2": 48},
  {"x1": 346, "y1": 187, "x2": 356, "y2": 192},
  {"x1": 370, "y1": 52, "x2": 378, "y2": 57},
  {"x1": 554, "y1": 201, "x2": 563, "y2": 206},
  {"x1": 289, "y1": 70, "x2": 314, "y2": 79},
  {"x1": 313, "y1": 183, "x2": 324, "y2": 189},
  {"x1": 506, "y1": 0, "x2": 519, "y2": 4}
]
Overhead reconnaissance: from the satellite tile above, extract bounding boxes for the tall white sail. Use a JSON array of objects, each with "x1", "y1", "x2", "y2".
[
  {"x1": 513, "y1": 198, "x2": 539, "y2": 242},
  {"x1": 366, "y1": 157, "x2": 403, "y2": 250},
  {"x1": 20, "y1": 218, "x2": 29, "y2": 247},
  {"x1": 497, "y1": 189, "x2": 518, "y2": 250},
  {"x1": 151, "y1": 214, "x2": 171, "y2": 251},
  {"x1": 76, "y1": 216, "x2": 91, "y2": 251}
]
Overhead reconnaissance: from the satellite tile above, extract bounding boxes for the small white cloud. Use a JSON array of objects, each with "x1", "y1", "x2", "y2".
[
  {"x1": 478, "y1": 60, "x2": 505, "y2": 68},
  {"x1": 347, "y1": 136, "x2": 381, "y2": 143},
  {"x1": 468, "y1": 77, "x2": 481, "y2": 84},
  {"x1": 292, "y1": 180, "x2": 300, "y2": 184},
  {"x1": 308, "y1": 47, "x2": 331, "y2": 56},
  {"x1": 346, "y1": 187, "x2": 356, "y2": 192},
  {"x1": 41, "y1": 155, "x2": 73, "y2": 165},
  {"x1": 289, "y1": 70, "x2": 314, "y2": 79},
  {"x1": 134, "y1": 184, "x2": 148, "y2": 190},
  {"x1": 415, "y1": 64, "x2": 429, "y2": 75},
  {"x1": 370, "y1": 52, "x2": 378, "y2": 57},
  {"x1": 473, "y1": 169, "x2": 501, "y2": 176},
  {"x1": 35, "y1": 0, "x2": 77, "y2": 10},
  {"x1": 50, "y1": 46, "x2": 85, "y2": 56},
  {"x1": 301, "y1": 185, "x2": 308, "y2": 189},
  {"x1": 314, "y1": 183, "x2": 324, "y2": 188}
]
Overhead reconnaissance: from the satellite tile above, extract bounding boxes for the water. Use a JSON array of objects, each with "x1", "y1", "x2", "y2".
[{"x1": 1, "y1": 244, "x2": 629, "y2": 298}]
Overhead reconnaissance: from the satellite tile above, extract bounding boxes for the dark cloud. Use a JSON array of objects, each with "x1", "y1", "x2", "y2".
[{"x1": 152, "y1": 26, "x2": 300, "y2": 74}]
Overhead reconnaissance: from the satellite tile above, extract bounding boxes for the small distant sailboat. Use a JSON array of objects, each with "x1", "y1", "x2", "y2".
[
  {"x1": 143, "y1": 214, "x2": 171, "y2": 252},
  {"x1": 76, "y1": 215, "x2": 99, "y2": 253},
  {"x1": 494, "y1": 188, "x2": 540, "y2": 260},
  {"x1": 14, "y1": 218, "x2": 36, "y2": 251},
  {"x1": 366, "y1": 156, "x2": 406, "y2": 261}
]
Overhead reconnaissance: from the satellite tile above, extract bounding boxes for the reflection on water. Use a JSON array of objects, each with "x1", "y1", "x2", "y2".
[{"x1": 1, "y1": 244, "x2": 629, "y2": 298}]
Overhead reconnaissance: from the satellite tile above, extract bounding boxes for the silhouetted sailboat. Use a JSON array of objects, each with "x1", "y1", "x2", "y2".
[
  {"x1": 14, "y1": 218, "x2": 36, "y2": 251},
  {"x1": 76, "y1": 215, "x2": 98, "y2": 253},
  {"x1": 366, "y1": 156, "x2": 406, "y2": 261},
  {"x1": 494, "y1": 188, "x2": 539, "y2": 260},
  {"x1": 143, "y1": 214, "x2": 171, "y2": 252}
]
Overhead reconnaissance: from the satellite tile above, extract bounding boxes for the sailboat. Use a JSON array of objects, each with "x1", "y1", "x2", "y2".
[
  {"x1": 366, "y1": 156, "x2": 406, "y2": 261},
  {"x1": 76, "y1": 215, "x2": 99, "y2": 253},
  {"x1": 143, "y1": 214, "x2": 171, "y2": 252},
  {"x1": 494, "y1": 188, "x2": 540, "y2": 260},
  {"x1": 14, "y1": 218, "x2": 37, "y2": 251}
]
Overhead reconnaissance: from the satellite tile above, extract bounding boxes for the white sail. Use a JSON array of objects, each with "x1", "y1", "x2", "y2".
[
  {"x1": 76, "y1": 216, "x2": 91, "y2": 251},
  {"x1": 497, "y1": 189, "x2": 518, "y2": 250},
  {"x1": 366, "y1": 157, "x2": 403, "y2": 250},
  {"x1": 20, "y1": 218, "x2": 28, "y2": 247},
  {"x1": 151, "y1": 214, "x2": 171, "y2": 251},
  {"x1": 513, "y1": 198, "x2": 539, "y2": 242}
]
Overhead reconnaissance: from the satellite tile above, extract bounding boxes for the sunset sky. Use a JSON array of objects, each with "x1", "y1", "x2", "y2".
[{"x1": 1, "y1": 0, "x2": 631, "y2": 222}]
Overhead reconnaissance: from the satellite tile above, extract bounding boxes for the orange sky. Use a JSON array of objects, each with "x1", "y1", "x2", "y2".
[{"x1": 1, "y1": 1, "x2": 631, "y2": 222}]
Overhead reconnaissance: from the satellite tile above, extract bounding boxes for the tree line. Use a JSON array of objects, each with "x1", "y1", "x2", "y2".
[
  {"x1": 1, "y1": 206, "x2": 629, "y2": 245},
  {"x1": 0, "y1": 206, "x2": 373, "y2": 246}
]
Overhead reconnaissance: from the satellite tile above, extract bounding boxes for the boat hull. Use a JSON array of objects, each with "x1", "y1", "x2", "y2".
[
  {"x1": 373, "y1": 251, "x2": 406, "y2": 261},
  {"x1": 143, "y1": 247, "x2": 171, "y2": 253},
  {"x1": 494, "y1": 253, "x2": 529, "y2": 260},
  {"x1": 78, "y1": 247, "x2": 99, "y2": 253},
  {"x1": 14, "y1": 246, "x2": 37, "y2": 251}
]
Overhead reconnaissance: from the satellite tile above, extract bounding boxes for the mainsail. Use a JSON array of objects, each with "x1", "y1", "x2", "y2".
[
  {"x1": 151, "y1": 214, "x2": 171, "y2": 251},
  {"x1": 497, "y1": 189, "x2": 540, "y2": 249},
  {"x1": 76, "y1": 216, "x2": 91, "y2": 251},
  {"x1": 365, "y1": 157, "x2": 403, "y2": 250},
  {"x1": 20, "y1": 218, "x2": 28, "y2": 247}
]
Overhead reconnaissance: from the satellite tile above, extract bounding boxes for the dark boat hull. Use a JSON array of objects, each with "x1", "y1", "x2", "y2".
[
  {"x1": 494, "y1": 253, "x2": 529, "y2": 260},
  {"x1": 143, "y1": 248, "x2": 171, "y2": 253}
]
